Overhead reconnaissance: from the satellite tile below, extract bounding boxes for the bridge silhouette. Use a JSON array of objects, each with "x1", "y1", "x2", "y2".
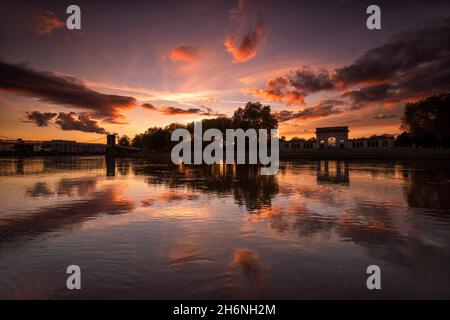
[{"x1": 0, "y1": 134, "x2": 139, "y2": 156}]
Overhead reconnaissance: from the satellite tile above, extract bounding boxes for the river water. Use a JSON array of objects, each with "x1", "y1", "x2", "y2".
[{"x1": 0, "y1": 156, "x2": 449, "y2": 299}]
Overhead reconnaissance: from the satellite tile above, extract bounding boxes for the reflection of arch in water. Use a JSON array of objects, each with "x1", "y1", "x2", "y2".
[{"x1": 317, "y1": 160, "x2": 349, "y2": 184}]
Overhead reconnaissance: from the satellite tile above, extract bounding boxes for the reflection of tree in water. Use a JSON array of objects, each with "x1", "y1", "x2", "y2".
[
  {"x1": 135, "y1": 164, "x2": 279, "y2": 212},
  {"x1": 403, "y1": 160, "x2": 450, "y2": 210}
]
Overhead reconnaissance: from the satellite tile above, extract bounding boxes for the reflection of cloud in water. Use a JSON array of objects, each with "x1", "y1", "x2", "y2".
[
  {"x1": 0, "y1": 186, "x2": 134, "y2": 244},
  {"x1": 141, "y1": 197, "x2": 155, "y2": 207},
  {"x1": 227, "y1": 248, "x2": 267, "y2": 297},
  {"x1": 169, "y1": 245, "x2": 199, "y2": 265},
  {"x1": 3, "y1": 280, "x2": 57, "y2": 300},
  {"x1": 249, "y1": 198, "x2": 450, "y2": 277},
  {"x1": 2, "y1": 158, "x2": 450, "y2": 298},
  {"x1": 140, "y1": 191, "x2": 200, "y2": 207},
  {"x1": 160, "y1": 192, "x2": 199, "y2": 202}
]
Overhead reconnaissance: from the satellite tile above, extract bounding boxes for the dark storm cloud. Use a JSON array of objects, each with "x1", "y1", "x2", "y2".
[
  {"x1": 288, "y1": 67, "x2": 335, "y2": 95},
  {"x1": 55, "y1": 112, "x2": 107, "y2": 134},
  {"x1": 392, "y1": 56, "x2": 450, "y2": 99},
  {"x1": 25, "y1": 111, "x2": 57, "y2": 127},
  {"x1": 334, "y1": 18, "x2": 450, "y2": 87},
  {"x1": 274, "y1": 99, "x2": 344, "y2": 122},
  {"x1": 342, "y1": 83, "x2": 395, "y2": 109},
  {"x1": 333, "y1": 18, "x2": 450, "y2": 105},
  {"x1": 0, "y1": 60, "x2": 137, "y2": 121},
  {"x1": 251, "y1": 18, "x2": 450, "y2": 111}
]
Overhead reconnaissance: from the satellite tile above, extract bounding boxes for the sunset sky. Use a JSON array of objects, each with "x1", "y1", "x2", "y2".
[{"x1": 1, "y1": 0, "x2": 450, "y2": 142}]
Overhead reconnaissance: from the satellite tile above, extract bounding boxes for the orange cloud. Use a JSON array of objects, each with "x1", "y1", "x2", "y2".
[
  {"x1": 30, "y1": 9, "x2": 65, "y2": 36},
  {"x1": 248, "y1": 87, "x2": 304, "y2": 105},
  {"x1": 247, "y1": 67, "x2": 336, "y2": 105},
  {"x1": 169, "y1": 45, "x2": 203, "y2": 63},
  {"x1": 245, "y1": 76, "x2": 304, "y2": 105},
  {"x1": 224, "y1": 0, "x2": 266, "y2": 62}
]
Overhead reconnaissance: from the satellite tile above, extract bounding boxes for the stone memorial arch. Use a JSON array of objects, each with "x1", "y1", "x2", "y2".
[{"x1": 315, "y1": 126, "x2": 349, "y2": 149}]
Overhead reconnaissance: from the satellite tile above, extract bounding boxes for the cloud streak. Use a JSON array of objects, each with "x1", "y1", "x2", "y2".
[
  {"x1": 249, "y1": 18, "x2": 450, "y2": 116},
  {"x1": 274, "y1": 99, "x2": 344, "y2": 122},
  {"x1": 169, "y1": 45, "x2": 203, "y2": 63},
  {"x1": 372, "y1": 113, "x2": 396, "y2": 120},
  {"x1": 0, "y1": 60, "x2": 137, "y2": 122},
  {"x1": 141, "y1": 103, "x2": 157, "y2": 110},
  {"x1": 141, "y1": 103, "x2": 224, "y2": 116}
]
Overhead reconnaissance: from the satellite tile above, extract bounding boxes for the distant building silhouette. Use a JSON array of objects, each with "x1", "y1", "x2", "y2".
[
  {"x1": 0, "y1": 138, "x2": 105, "y2": 155},
  {"x1": 281, "y1": 126, "x2": 394, "y2": 150},
  {"x1": 0, "y1": 134, "x2": 139, "y2": 156}
]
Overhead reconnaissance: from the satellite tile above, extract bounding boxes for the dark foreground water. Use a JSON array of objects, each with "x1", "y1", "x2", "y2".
[{"x1": 0, "y1": 156, "x2": 449, "y2": 299}]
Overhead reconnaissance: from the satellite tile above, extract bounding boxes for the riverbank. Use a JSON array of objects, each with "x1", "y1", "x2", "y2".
[
  {"x1": 279, "y1": 147, "x2": 450, "y2": 160},
  {"x1": 2, "y1": 147, "x2": 450, "y2": 161},
  {"x1": 126, "y1": 147, "x2": 450, "y2": 161}
]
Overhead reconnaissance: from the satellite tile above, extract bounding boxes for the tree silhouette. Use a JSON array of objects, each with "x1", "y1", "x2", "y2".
[
  {"x1": 118, "y1": 135, "x2": 131, "y2": 147},
  {"x1": 400, "y1": 93, "x2": 450, "y2": 147},
  {"x1": 131, "y1": 102, "x2": 278, "y2": 151}
]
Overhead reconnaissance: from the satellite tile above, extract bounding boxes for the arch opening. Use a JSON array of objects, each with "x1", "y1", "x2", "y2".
[{"x1": 327, "y1": 137, "x2": 337, "y2": 148}]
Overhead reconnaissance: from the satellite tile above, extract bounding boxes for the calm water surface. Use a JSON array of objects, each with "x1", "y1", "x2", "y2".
[{"x1": 0, "y1": 156, "x2": 449, "y2": 299}]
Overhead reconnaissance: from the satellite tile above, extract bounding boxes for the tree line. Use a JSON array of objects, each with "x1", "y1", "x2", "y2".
[
  {"x1": 397, "y1": 93, "x2": 450, "y2": 147},
  {"x1": 117, "y1": 93, "x2": 450, "y2": 150},
  {"x1": 118, "y1": 102, "x2": 278, "y2": 151}
]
